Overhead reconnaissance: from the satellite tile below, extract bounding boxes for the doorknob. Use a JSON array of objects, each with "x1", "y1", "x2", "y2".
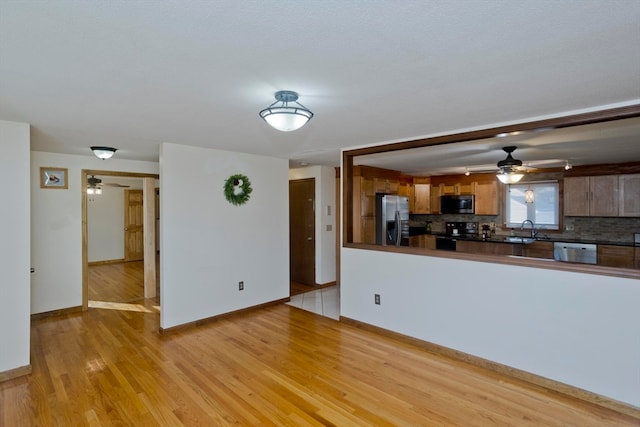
[
  {"x1": 124, "y1": 227, "x2": 128, "y2": 231},
  {"x1": 307, "y1": 237, "x2": 312, "y2": 240}
]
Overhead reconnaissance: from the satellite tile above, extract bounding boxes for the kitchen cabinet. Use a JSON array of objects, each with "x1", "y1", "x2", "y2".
[
  {"x1": 619, "y1": 174, "x2": 640, "y2": 216},
  {"x1": 564, "y1": 175, "x2": 619, "y2": 217},
  {"x1": 597, "y1": 245, "x2": 635, "y2": 269},
  {"x1": 522, "y1": 241, "x2": 554, "y2": 259},
  {"x1": 374, "y1": 177, "x2": 398, "y2": 194},
  {"x1": 413, "y1": 177, "x2": 431, "y2": 214},
  {"x1": 440, "y1": 182, "x2": 473, "y2": 195},
  {"x1": 474, "y1": 181, "x2": 499, "y2": 215},
  {"x1": 456, "y1": 240, "x2": 516, "y2": 256},
  {"x1": 352, "y1": 176, "x2": 376, "y2": 244},
  {"x1": 430, "y1": 184, "x2": 441, "y2": 214},
  {"x1": 409, "y1": 234, "x2": 435, "y2": 249}
]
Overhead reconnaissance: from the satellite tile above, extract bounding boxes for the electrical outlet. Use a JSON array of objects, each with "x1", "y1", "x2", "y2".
[
  {"x1": 565, "y1": 223, "x2": 575, "y2": 231},
  {"x1": 374, "y1": 294, "x2": 381, "y2": 305},
  {"x1": 238, "y1": 281, "x2": 244, "y2": 291}
]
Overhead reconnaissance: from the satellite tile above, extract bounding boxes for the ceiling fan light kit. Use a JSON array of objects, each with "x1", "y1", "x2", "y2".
[
  {"x1": 496, "y1": 146, "x2": 524, "y2": 184},
  {"x1": 90, "y1": 146, "x2": 117, "y2": 160},
  {"x1": 259, "y1": 90, "x2": 313, "y2": 132}
]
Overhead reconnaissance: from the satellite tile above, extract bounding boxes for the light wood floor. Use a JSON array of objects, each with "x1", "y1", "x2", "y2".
[
  {"x1": 2, "y1": 299, "x2": 638, "y2": 425},
  {"x1": 89, "y1": 260, "x2": 148, "y2": 302}
]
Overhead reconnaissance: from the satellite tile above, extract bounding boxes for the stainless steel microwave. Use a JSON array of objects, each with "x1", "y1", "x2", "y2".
[{"x1": 440, "y1": 195, "x2": 474, "y2": 214}]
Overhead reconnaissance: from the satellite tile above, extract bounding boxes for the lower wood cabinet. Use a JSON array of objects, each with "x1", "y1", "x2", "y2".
[
  {"x1": 409, "y1": 234, "x2": 435, "y2": 249},
  {"x1": 455, "y1": 240, "x2": 516, "y2": 256},
  {"x1": 522, "y1": 241, "x2": 554, "y2": 259},
  {"x1": 597, "y1": 245, "x2": 635, "y2": 268}
]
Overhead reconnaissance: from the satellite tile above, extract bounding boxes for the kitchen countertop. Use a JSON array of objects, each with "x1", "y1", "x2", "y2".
[{"x1": 410, "y1": 230, "x2": 639, "y2": 248}]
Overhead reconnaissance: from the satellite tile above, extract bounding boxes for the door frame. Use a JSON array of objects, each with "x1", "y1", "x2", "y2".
[{"x1": 81, "y1": 169, "x2": 159, "y2": 310}]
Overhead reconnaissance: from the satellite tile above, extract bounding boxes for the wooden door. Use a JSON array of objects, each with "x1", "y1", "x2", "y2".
[
  {"x1": 290, "y1": 179, "x2": 316, "y2": 286},
  {"x1": 124, "y1": 189, "x2": 144, "y2": 262}
]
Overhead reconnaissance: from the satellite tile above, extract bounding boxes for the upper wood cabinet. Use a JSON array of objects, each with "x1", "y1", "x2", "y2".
[
  {"x1": 374, "y1": 177, "x2": 398, "y2": 194},
  {"x1": 474, "y1": 181, "x2": 499, "y2": 215},
  {"x1": 430, "y1": 184, "x2": 441, "y2": 214},
  {"x1": 440, "y1": 182, "x2": 473, "y2": 195},
  {"x1": 564, "y1": 175, "x2": 619, "y2": 217},
  {"x1": 412, "y1": 177, "x2": 431, "y2": 214},
  {"x1": 619, "y1": 174, "x2": 640, "y2": 216}
]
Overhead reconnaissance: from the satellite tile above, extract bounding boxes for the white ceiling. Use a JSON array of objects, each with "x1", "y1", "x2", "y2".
[{"x1": 1, "y1": 1, "x2": 639, "y2": 169}]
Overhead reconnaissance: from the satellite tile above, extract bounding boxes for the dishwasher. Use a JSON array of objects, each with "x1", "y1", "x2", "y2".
[{"x1": 553, "y1": 242, "x2": 597, "y2": 264}]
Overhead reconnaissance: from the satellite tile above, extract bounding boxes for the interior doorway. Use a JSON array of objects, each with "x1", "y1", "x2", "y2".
[
  {"x1": 289, "y1": 178, "x2": 316, "y2": 287},
  {"x1": 82, "y1": 170, "x2": 159, "y2": 309}
]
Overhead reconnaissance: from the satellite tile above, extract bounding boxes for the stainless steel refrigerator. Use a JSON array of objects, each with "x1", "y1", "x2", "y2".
[{"x1": 375, "y1": 194, "x2": 410, "y2": 246}]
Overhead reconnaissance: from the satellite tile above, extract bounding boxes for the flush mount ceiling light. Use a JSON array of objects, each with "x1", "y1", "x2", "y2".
[
  {"x1": 259, "y1": 90, "x2": 314, "y2": 132},
  {"x1": 496, "y1": 146, "x2": 524, "y2": 184},
  {"x1": 90, "y1": 146, "x2": 117, "y2": 160}
]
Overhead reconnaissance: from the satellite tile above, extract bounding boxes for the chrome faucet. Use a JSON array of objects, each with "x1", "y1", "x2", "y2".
[{"x1": 521, "y1": 219, "x2": 536, "y2": 238}]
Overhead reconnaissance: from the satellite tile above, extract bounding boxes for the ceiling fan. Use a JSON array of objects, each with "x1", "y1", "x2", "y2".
[
  {"x1": 87, "y1": 175, "x2": 130, "y2": 194},
  {"x1": 496, "y1": 146, "x2": 525, "y2": 183}
]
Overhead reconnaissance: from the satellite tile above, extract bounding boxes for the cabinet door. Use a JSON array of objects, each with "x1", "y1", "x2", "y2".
[
  {"x1": 619, "y1": 174, "x2": 640, "y2": 217},
  {"x1": 361, "y1": 217, "x2": 376, "y2": 244},
  {"x1": 374, "y1": 178, "x2": 398, "y2": 194},
  {"x1": 590, "y1": 175, "x2": 618, "y2": 217},
  {"x1": 564, "y1": 177, "x2": 590, "y2": 216},
  {"x1": 360, "y1": 178, "x2": 375, "y2": 217},
  {"x1": 522, "y1": 241, "x2": 554, "y2": 259},
  {"x1": 458, "y1": 183, "x2": 474, "y2": 195},
  {"x1": 474, "y1": 181, "x2": 498, "y2": 215},
  {"x1": 441, "y1": 184, "x2": 456, "y2": 195},
  {"x1": 430, "y1": 185, "x2": 441, "y2": 214},
  {"x1": 413, "y1": 183, "x2": 430, "y2": 214},
  {"x1": 597, "y1": 245, "x2": 634, "y2": 268}
]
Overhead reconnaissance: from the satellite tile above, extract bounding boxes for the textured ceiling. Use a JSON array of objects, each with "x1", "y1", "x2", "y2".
[{"x1": 1, "y1": 1, "x2": 639, "y2": 170}]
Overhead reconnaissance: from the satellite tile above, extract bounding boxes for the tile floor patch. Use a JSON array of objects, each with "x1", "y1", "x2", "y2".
[{"x1": 287, "y1": 285, "x2": 339, "y2": 320}]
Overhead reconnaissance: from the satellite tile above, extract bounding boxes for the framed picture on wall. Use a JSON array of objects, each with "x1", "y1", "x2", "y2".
[{"x1": 40, "y1": 167, "x2": 68, "y2": 189}]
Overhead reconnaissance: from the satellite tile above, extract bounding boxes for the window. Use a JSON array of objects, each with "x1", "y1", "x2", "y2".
[{"x1": 505, "y1": 181, "x2": 559, "y2": 230}]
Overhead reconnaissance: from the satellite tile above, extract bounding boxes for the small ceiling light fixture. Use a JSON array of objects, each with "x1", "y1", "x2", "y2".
[
  {"x1": 90, "y1": 146, "x2": 117, "y2": 160},
  {"x1": 464, "y1": 168, "x2": 470, "y2": 176},
  {"x1": 564, "y1": 160, "x2": 573, "y2": 170},
  {"x1": 259, "y1": 90, "x2": 314, "y2": 132},
  {"x1": 496, "y1": 146, "x2": 524, "y2": 184}
]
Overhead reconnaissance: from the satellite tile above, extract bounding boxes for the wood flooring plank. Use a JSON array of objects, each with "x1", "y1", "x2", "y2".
[{"x1": 3, "y1": 295, "x2": 639, "y2": 426}]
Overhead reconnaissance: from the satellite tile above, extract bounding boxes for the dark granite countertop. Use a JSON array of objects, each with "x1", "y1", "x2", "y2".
[{"x1": 410, "y1": 230, "x2": 638, "y2": 247}]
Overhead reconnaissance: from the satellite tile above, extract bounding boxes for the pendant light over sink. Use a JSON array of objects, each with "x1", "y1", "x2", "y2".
[{"x1": 496, "y1": 146, "x2": 524, "y2": 184}]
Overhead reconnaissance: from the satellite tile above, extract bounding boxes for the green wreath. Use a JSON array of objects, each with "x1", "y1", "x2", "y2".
[{"x1": 223, "y1": 174, "x2": 252, "y2": 206}]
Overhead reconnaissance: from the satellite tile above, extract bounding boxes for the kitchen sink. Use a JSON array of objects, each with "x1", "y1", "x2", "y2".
[{"x1": 503, "y1": 236, "x2": 536, "y2": 244}]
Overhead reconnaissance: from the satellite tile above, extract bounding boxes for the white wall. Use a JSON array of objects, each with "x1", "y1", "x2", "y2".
[
  {"x1": 341, "y1": 248, "x2": 640, "y2": 406},
  {"x1": 289, "y1": 166, "x2": 336, "y2": 285},
  {"x1": 30, "y1": 151, "x2": 158, "y2": 314},
  {"x1": 160, "y1": 143, "x2": 289, "y2": 329},
  {"x1": 0, "y1": 120, "x2": 31, "y2": 374}
]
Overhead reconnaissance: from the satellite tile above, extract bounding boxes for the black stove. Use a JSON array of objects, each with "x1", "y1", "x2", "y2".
[
  {"x1": 445, "y1": 222, "x2": 478, "y2": 237},
  {"x1": 436, "y1": 222, "x2": 479, "y2": 251}
]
